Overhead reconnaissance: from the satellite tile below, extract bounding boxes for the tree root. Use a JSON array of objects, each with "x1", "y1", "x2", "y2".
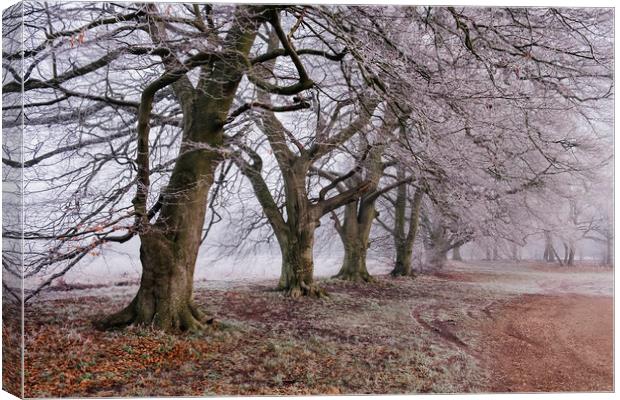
[
  {"x1": 93, "y1": 302, "x2": 136, "y2": 331},
  {"x1": 94, "y1": 298, "x2": 214, "y2": 333},
  {"x1": 177, "y1": 307, "x2": 206, "y2": 333},
  {"x1": 390, "y1": 270, "x2": 417, "y2": 279},
  {"x1": 333, "y1": 271, "x2": 375, "y2": 283},
  {"x1": 280, "y1": 281, "x2": 329, "y2": 299}
]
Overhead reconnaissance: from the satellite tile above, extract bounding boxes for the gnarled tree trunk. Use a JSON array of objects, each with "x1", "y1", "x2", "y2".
[
  {"x1": 275, "y1": 163, "x2": 330, "y2": 297},
  {"x1": 97, "y1": 146, "x2": 220, "y2": 331},
  {"x1": 333, "y1": 141, "x2": 391, "y2": 282},
  {"x1": 100, "y1": 232, "x2": 203, "y2": 331},
  {"x1": 277, "y1": 222, "x2": 325, "y2": 297},
  {"x1": 334, "y1": 202, "x2": 374, "y2": 282},
  {"x1": 393, "y1": 239, "x2": 414, "y2": 276}
]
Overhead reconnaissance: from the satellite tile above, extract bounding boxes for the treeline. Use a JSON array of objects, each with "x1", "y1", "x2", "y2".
[{"x1": 2, "y1": 3, "x2": 613, "y2": 331}]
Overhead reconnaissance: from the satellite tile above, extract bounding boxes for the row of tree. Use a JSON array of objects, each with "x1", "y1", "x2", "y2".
[{"x1": 2, "y1": 3, "x2": 613, "y2": 332}]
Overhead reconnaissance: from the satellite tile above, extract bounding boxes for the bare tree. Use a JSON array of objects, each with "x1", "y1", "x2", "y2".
[
  {"x1": 231, "y1": 25, "x2": 382, "y2": 296},
  {"x1": 328, "y1": 121, "x2": 407, "y2": 282},
  {"x1": 5, "y1": 3, "x2": 344, "y2": 330}
]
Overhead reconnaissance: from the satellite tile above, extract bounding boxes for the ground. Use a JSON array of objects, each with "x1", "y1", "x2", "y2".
[
  {"x1": 13, "y1": 261, "x2": 613, "y2": 397},
  {"x1": 485, "y1": 294, "x2": 612, "y2": 392}
]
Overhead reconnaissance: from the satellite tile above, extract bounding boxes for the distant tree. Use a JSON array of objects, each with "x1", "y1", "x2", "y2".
[{"x1": 376, "y1": 177, "x2": 424, "y2": 277}]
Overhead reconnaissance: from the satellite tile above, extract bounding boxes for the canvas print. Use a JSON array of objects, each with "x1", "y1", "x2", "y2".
[{"x1": 2, "y1": 1, "x2": 614, "y2": 398}]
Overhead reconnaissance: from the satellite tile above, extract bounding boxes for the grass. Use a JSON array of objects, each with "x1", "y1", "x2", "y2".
[{"x1": 17, "y1": 261, "x2": 612, "y2": 397}]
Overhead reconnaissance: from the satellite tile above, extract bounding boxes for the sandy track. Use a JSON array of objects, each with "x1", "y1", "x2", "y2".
[{"x1": 483, "y1": 294, "x2": 613, "y2": 392}]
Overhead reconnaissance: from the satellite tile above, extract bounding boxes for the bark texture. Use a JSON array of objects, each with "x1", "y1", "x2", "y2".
[
  {"x1": 390, "y1": 186, "x2": 423, "y2": 277},
  {"x1": 333, "y1": 202, "x2": 375, "y2": 282},
  {"x1": 276, "y1": 168, "x2": 327, "y2": 298},
  {"x1": 97, "y1": 146, "x2": 220, "y2": 331},
  {"x1": 332, "y1": 141, "x2": 392, "y2": 282}
]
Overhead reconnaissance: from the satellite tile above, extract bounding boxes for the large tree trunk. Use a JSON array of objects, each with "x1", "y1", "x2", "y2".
[
  {"x1": 392, "y1": 244, "x2": 414, "y2": 276},
  {"x1": 338, "y1": 239, "x2": 372, "y2": 281},
  {"x1": 334, "y1": 202, "x2": 374, "y2": 282},
  {"x1": 452, "y1": 245, "x2": 463, "y2": 261},
  {"x1": 334, "y1": 139, "x2": 390, "y2": 282},
  {"x1": 98, "y1": 232, "x2": 204, "y2": 331},
  {"x1": 276, "y1": 165, "x2": 327, "y2": 297},
  {"x1": 391, "y1": 188, "x2": 423, "y2": 276},
  {"x1": 238, "y1": 159, "x2": 327, "y2": 297},
  {"x1": 277, "y1": 222, "x2": 326, "y2": 298},
  {"x1": 96, "y1": 147, "x2": 219, "y2": 331}
]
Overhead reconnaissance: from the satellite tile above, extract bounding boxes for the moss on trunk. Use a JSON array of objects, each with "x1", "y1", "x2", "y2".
[
  {"x1": 391, "y1": 249, "x2": 414, "y2": 277},
  {"x1": 95, "y1": 232, "x2": 207, "y2": 332},
  {"x1": 334, "y1": 202, "x2": 374, "y2": 282},
  {"x1": 390, "y1": 187, "x2": 423, "y2": 277},
  {"x1": 335, "y1": 238, "x2": 373, "y2": 282},
  {"x1": 277, "y1": 226, "x2": 327, "y2": 298},
  {"x1": 97, "y1": 145, "x2": 218, "y2": 332}
]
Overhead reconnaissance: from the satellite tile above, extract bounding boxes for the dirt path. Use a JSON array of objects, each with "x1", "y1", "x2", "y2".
[{"x1": 482, "y1": 294, "x2": 613, "y2": 392}]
